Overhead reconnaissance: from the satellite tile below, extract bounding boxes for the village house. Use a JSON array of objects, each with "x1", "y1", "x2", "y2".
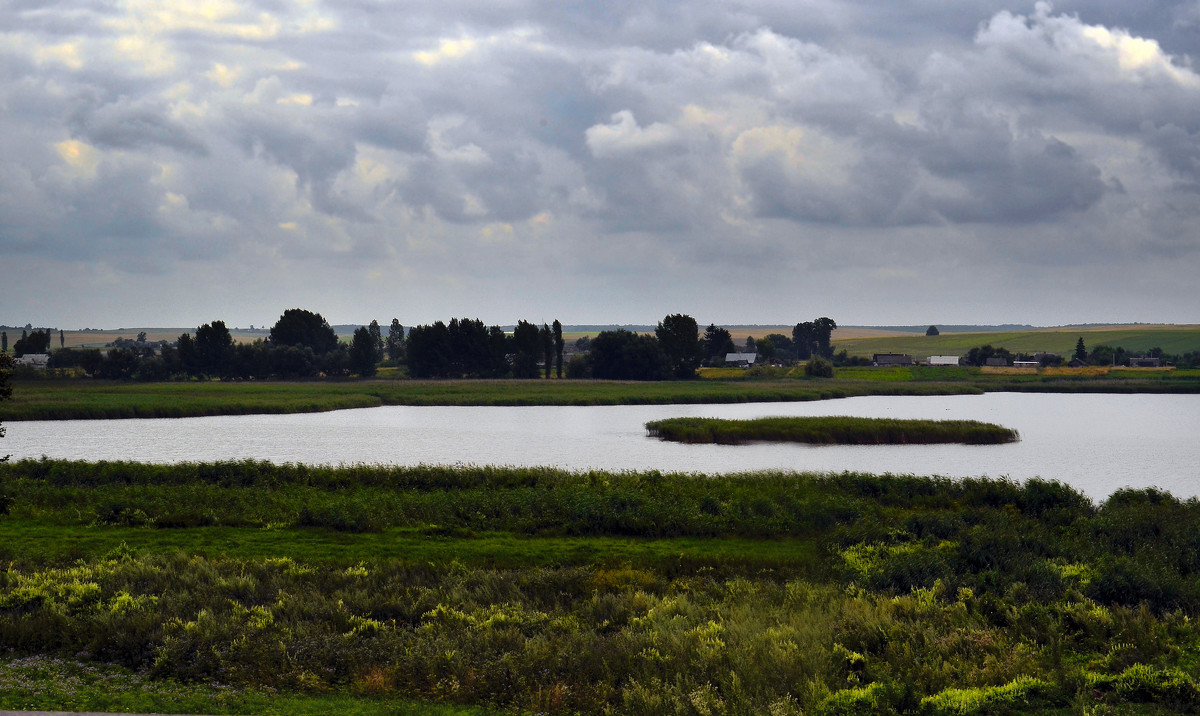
[
  {"x1": 872, "y1": 353, "x2": 913, "y2": 366},
  {"x1": 927, "y1": 355, "x2": 961, "y2": 366},
  {"x1": 724, "y1": 352, "x2": 757, "y2": 367}
]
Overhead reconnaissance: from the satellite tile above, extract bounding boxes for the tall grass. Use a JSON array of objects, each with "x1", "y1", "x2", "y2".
[
  {"x1": 3, "y1": 460, "x2": 1200, "y2": 714},
  {"x1": 645, "y1": 416, "x2": 1019, "y2": 445}
]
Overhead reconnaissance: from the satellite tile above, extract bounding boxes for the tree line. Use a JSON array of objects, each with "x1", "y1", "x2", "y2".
[{"x1": 6, "y1": 309, "x2": 845, "y2": 381}]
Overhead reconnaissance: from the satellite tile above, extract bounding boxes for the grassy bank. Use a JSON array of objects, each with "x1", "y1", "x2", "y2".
[
  {"x1": 4, "y1": 367, "x2": 1200, "y2": 421},
  {"x1": 2, "y1": 460, "x2": 1199, "y2": 714},
  {"x1": 645, "y1": 416, "x2": 1020, "y2": 445}
]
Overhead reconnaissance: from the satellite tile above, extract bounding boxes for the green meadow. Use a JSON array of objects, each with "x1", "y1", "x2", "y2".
[
  {"x1": 832, "y1": 324, "x2": 1200, "y2": 360},
  {"x1": 2, "y1": 461, "x2": 1199, "y2": 714},
  {"x1": 5, "y1": 368, "x2": 1200, "y2": 421}
]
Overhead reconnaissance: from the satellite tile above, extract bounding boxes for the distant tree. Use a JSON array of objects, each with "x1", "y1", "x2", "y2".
[
  {"x1": 813, "y1": 317, "x2": 838, "y2": 358},
  {"x1": 755, "y1": 338, "x2": 776, "y2": 362},
  {"x1": 764, "y1": 333, "x2": 795, "y2": 362},
  {"x1": 59, "y1": 329, "x2": 65, "y2": 349},
  {"x1": 1074, "y1": 337, "x2": 1088, "y2": 362},
  {"x1": 368, "y1": 320, "x2": 383, "y2": 361},
  {"x1": 269, "y1": 309, "x2": 339, "y2": 355},
  {"x1": 553, "y1": 320, "x2": 564, "y2": 379},
  {"x1": 349, "y1": 327, "x2": 378, "y2": 377},
  {"x1": 1089, "y1": 344, "x2": 1126, "y2": 367},
  {"x1": 511, "y1": 320, "x2": 542, "y2": 379},
  {"x1": 13, "y1": 329, "x2": 51, "y2": 357},
  {"x1": 655, "y1": 314, "x2": 702, "y2": 379},
  {"x1": 589, "y1": 329, "x2": 670, "y2": 381},
  {"x1": 744, "y1": 336, "x2": 757, "y2": 353},
  {"x1": 95, "y1": 348, "x2": 139, "y2": 380},
  {"x1": 137, "y1": 331, "x2": 148, "y2": 343},
  {"x1": 574, "y1": 336, "x2": 592, "y2": 352},
  {"x1": 406, "y1": 322, "x2": 452, "y2": 378},
  {"x1": 386, "y1": 319, "x2": 405, "y2": 362},
  {"x1": 538, "y1": 324, "x2": 551, "y2": 379},
  {"x1": 1, "y1": 332, "x2": 7, "y2": 353},
  {"x1": 703, "y1": 324, "x2": 735, "y2": 364},
  {"x1": 926, "y1": 325, "x2": 940, "y2": 336},
  {"x1": 965, "y1": 344, "x2": 1014, "y2": 367},
  {"x1": 194, "y1": 321, "x2": 234, "y2": 378}
]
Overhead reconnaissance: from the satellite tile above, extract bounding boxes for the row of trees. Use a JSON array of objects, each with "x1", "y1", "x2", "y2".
[
  {"x1": 10, "y1": 309, "x2": 847, "y2": 381},
  {"x1": 405, "y1": 319, "x2": 565, "y2": 379},
  {"x1": 3, "y1": 328, "x2": 64, "y2": 356}
]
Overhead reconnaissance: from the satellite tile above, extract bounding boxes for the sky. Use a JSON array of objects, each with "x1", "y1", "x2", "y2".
[{"x1": 3, "y1": 0, "x2": 1199, "y2": 329}]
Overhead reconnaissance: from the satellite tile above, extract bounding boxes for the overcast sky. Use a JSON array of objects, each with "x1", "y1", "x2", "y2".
[{"x1": 3, "y1": 1, "x2": 1199, "y2": 329}]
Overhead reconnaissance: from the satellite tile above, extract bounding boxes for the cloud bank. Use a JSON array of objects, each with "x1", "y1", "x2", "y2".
[{"x1": 2, "y1": 0, "x2": 1198, "y2": 326}]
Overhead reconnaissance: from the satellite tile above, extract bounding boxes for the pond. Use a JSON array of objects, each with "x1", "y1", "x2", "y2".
[{"x1": 3, "y1": 393, "x2": 1197, "y2": 500}]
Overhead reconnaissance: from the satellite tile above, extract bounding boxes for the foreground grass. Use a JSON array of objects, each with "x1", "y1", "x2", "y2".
[
  {"x1": 2, "y1": 460, "x2": 1200, "y2": 714},
  {"x1": 5, "y1": 367, "x2": 1200, "y2": 421},
  {"x1": 645, "y1": 416, "x2": 1019, "y2": 445}
]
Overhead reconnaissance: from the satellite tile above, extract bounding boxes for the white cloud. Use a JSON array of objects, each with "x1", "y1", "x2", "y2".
[{"x1": 585, "y1": 110, "x2": 682, "y2": 158}]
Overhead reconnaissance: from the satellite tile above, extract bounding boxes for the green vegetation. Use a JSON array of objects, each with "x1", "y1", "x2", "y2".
[
  {"x1": 835, "y1": 324, "x2": 1200, "y2": 361},
  {"x1": 2, "y1": 460, "x2": 1199, "y2": 714},
  {"x1": 645, "y1": 416, "x2": 1019, "y2": 445},
  {"x1": 6, "y1": 367, "x2": 1200, "y2": 421}
]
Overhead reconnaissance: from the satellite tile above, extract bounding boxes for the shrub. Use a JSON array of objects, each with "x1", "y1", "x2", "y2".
[{"x1": 805, "y1": 357, "x2": 834, "y2": 378}]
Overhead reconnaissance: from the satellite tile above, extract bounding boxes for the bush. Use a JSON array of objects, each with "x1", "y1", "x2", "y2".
[{"x1": 805, "y1": 357, "x2": 834, "y2": 378}]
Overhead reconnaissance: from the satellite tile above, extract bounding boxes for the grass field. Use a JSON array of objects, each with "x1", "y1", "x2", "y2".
[
  {"x1": 832, "y1": 324, "x2": 1200, "y2": 360},
  {"x1": 4, "y1": 365, "x2": 1199, "y2": 421},
  {"x1": 2, "y1": 460, "x2": 1199, "y2": 714}
]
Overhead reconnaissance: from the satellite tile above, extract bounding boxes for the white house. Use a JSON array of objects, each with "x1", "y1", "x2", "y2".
[{"x1": 927, "y1": 355, "x2": 961, "y2": 366}]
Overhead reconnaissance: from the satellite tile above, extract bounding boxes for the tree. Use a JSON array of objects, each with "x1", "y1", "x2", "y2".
[
  {"x1": 194, "y1": 321, "x2": 234, "y2": 378},
  {"x1": 1, "y1": 332, "x2": 6, "y2": 353},
  {"x1": 511, "y1": 320, "x2": 542, "y2": 379},
  {"x1": 703, "y1": 324, "x2": 735, "y2": 364},
  {"x1": 386, "y1": 319, "x2": 405, "y2": 362},
  {"x1": 13, "y1": 329, "x2": 51, "y2": 357},
  {"x1": 553, "y1": 320, "x2": 564, "y2": 379},
  {"x1": 655, "y1": 314, "x2": 701, "y2": 379},
  {"x1": 368, "y1": 320, "x2": 383, "y2": 361},
  {"x1": 813, "y1": 317, "x2": 838, "y2": 358},
  {"x1": 60, "y1": 329, "x2": 65, "y2": 348},
  {"x1": 588, "y1": 329, "x2": 670, "y2": 381},
  {"x1": 541, "y1": 324, "x2": 553, "y2": 379},
  {"x1": 269, "y1": 309, "x2": 339, "y2": 355},
  {"x1": 137, "y1": 331, "x2": 148, "y2": 343},
  {"x1": 1074, "y1": 337, "x2": 1087, "y2": 362},
  {"x1": 349, "y1": 326, "x2": 378, "y2": 376},
  {"x1": 926, "y1": 325, "x2": 939, "y2": 336}
]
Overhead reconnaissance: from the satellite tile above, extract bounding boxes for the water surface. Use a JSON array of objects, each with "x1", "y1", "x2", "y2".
[{"x1": 5, "y1": 393, "x2": 1197, "y2": 500}]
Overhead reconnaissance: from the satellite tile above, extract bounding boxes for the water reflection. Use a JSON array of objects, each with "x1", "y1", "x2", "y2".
[{"x1": 5, "y1": 393, "x2": 1198, "y2": 500}]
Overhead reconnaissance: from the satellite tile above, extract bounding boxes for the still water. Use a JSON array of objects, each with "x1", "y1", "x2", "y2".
[{"x1": 4, "y1": 393, "x2": 1197, "y2": 500}]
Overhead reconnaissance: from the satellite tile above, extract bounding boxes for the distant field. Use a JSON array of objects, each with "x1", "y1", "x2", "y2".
[{"x1": 833, "y1": 324, "x2": 1200, "y2": 359}]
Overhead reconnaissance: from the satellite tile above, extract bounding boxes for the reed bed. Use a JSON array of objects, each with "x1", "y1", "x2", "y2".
[{"x1": 645, "y1": 416, "x2": 1020, "y2": 445}]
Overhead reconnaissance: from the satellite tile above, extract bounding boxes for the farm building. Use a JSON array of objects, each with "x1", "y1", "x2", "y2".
[
  {"x1": 724, "y1": 352, "x2": 757, "y2": 367},
  {"x1": 15, "y1": 353, "x2": 49, "y2": 369},
  {"x1": 927, "y1": 355, "x2": 960, "y2": 366},
  {"x1": 872, "y1": 353, "x2": 913, "y2": 366},
  {"x1": 1013, "y1": 361, "x2": 1039, "y2": 368},
  {"x1": 1129, "y1": 357, "x2": 1161, "y2": 367},
  {"x1": 985, "y1": 357, "x2": 1009, "y2": 367}
]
